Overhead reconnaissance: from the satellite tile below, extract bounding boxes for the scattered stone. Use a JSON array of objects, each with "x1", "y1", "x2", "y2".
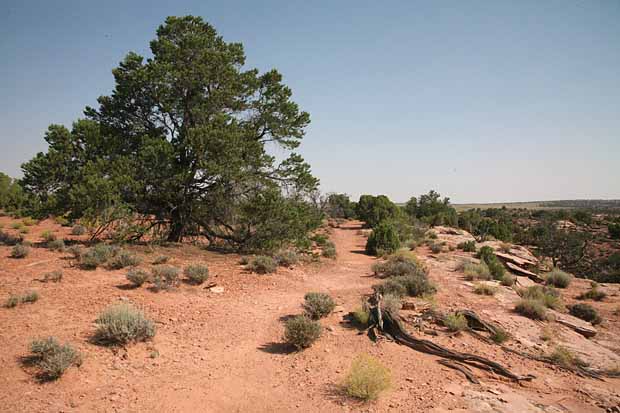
[{"x1": 210, "y1": 286, "x2": 225, "y2": 293}]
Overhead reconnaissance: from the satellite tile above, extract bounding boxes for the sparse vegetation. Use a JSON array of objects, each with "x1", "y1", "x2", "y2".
[
  {"x1": 27, "y1": 337, "x2": 81, "y2": 380},
  {"x1": 79, "y1": 244, "x2": 118, "y2": 269},
  {"x1": 457, "y1": 240, "x2": 476, "y2": 252},
  {"x1": 43, "y1": 270, "x2": 63, "y2": 283},
  {"x1": 71, "y1": 225, "x2": 86, "y2": 235},
  {"x1": 21, "y1": 291, "x2": 39, "y2": 303},
  {"x1": 477, "y1": 246, "x2": 505, "y2": 279},
  {"x1": 94, "y1": 303, "x2": 155, "y2": 345},
  {"x1": 303, "y1": 292, "x2": 336, "y2": 319},
  {"x1": 444, "y1": 312, "x2": 468, "y2": 331},
  {"x1": 520, "y1": 285, "x2": 561, "y2": 309},
  {"x1": 107, "y1": 250, "x2": 141, "y2": 269},
  {"x1": 381, "y1": 293, "x2": 402, "y2": 315},
  {"x1": 429, "y1": 242, "x2": 443, "y2": 254},
  {"x1": 41, "y1": 230, "x2": 57, "y2": 242},
  {"x1": 490, "y1": 327, "x2": 509, "y2": 344},
  {"x1": 152, "y1": 255, "x2": 170, "y2": 265},
  {"x1": 67, "y1": 245, "x2": 84, "y2": 260},
  {"x1": 5, "y1": 294, "x2": 20, "y2": 308},
  {"x1": 47, "y1": 239, "x2": 65, "y2": 251},
  {"x1": 577, "y1": 284, "x2": 606, "y2": 301},
  {"x1": 545, "y1": 268, "x2": 572, "y2": 288},
  {"x1": 550, "y1": 346, "x2": 587, "y2": 369},
  {"x1": 247, "y1": 255, "x2": 277, "y2": 274},
  {"x1": 352, "y1": 306, "x2": 370, "y2": 327},
  {"x1": 515, "y1": 298, "x2": 547, "y2": 320},
  {"x1": 284, "y1": 315, "x2": 322, "y2": 350},
  {"x1": 151, "y1": 265, "x2": 180, "y2": 290},
  {"x1": 500, "y1": 273, "x2": 516, "y2": 286},
  {"x1": 365, "y1": 222, "x2": 400, "y2": 256},
  {"x1": 372, "y1": 251, "x2": 426, "y2": 279},
  {"x1": 462, "y1": 261, "x2": 491, "y2": 281},
  {"x1": 569, "y1": 303, "x2": 601, "y2": 325},
  {"x1": 343, "y1": 354, "x2": 391, "y2": 401},
  {"x1": 10, "y1": 244, "x2": 30, "y2": 258},
  {"x1": 0, "y1": 230, "x2": 23, "y2": 245},
  {"x1": 274, "y1": 250, "x2": 299, "y2": 267},
  {"x1": 473, "y1": 283, "x2": 497, "y2": 296},
  {"x1": 322, "y1": 241, "x2": 337, "y2": 258},
  {"x1": 184, "y1": 264, "x2": 210, "y2": 284},
  {"x1": 126, "y1": 269, "x2": 150, "y2": 287}
]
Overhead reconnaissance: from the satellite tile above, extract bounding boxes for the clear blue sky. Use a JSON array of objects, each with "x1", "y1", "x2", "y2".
[{"x1": 1, "y1": 1, "x2": 619, "y2": 203}]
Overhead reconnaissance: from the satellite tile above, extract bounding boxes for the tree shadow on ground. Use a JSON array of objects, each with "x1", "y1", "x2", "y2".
[{"x1": 257, "y1": 342, "x2": 296, "y2": 355}]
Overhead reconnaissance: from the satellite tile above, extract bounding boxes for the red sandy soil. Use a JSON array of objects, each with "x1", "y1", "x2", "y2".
[{"x1": 1, "y1": 218, "x2": 619, "y2": 412}]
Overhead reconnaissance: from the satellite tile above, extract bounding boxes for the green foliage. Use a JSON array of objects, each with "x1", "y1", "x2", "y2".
[
  {"x1": 126, "y1": 269, "x2": 150, "y2": 287},
  {"x1": 477, "y1": 246, "x2": 505, "y2": 280},
  {"x1": 10, "y1": 244, "x2": 30, "y2": 258},
  {"x1": 356, "y1": 195, "x2": 399, "y2": 228},
  {"x1": 545, "y1": 268, "x2": 572, "y2": 288},
  {"x1": 21, "y1": 16, "x2": 319, "y2": 249},
  {"x1": 303, "y1": 292, "x2": 336, "y2": 319},
  {"x1": 462, "y1": 261, "x2": 491, "y2": 281},
  {"x1": 28, "y1": 337, "x2": 81, "y2": 380},
  {"x1": 490, "y1": 328, "x2": 509, "y2": 344},
  {"x1": 405, "y1": 190, "x2": 458, "y2": 227},
  {"x1": 22, "y1": 217, "x2": 37, "y2": 226},
  {"x1": 71, "y1": 225, "x2": 86, "y2": 235},
  {"x1": 0, "y1": 230, "x2": 23, "y2": 245},
  {"x1": 550, "y1": 346, "x2": 587, "y2": 369},
  {"x1": 473, "y1": 283, "x2": 497, "y2": 296},
  {"x1": 79, "y1": 244, "x2": 118, "y2": 269},
  {"x1": 515, "y1": 299, "x2": 547, "y2": 320},
  {"x1": 500, "y1": 273, "x2": 516, "y2": 286},
  {"x1": 373, "y1": 278, "x2": 407, "y2": 297},
  {"x1": 457, "y1": 240, "x2": 476, "y2": 252},
  {"x1": 608, "y1": 223, "x2": 620, "y2": 239},
  {"x1": 520, "y1": 285, "x2": 561, "y2": 309},
  {"x1": 352, "y1": 306, "x2": 370, "y2": 327},
  {"x1": 375, "y1": 274, "x2": 435, "y2": 298},
  {"x1": 372, "y1": 251, "x2": 426, "y2": 278},
  {"x1": 43, "y1": 270, "x2": 63, "y2": 283},
  {"x1": 569, "y1": 303, "x2": 601, "y2": 325},
  {"x1": 184, "y1": 264, "x2": 210, "y2": 284},
  {"x1": 21, "y1": 291, "x2": 39, "y2": 303},
  {"x1": 444, "y1": 313, "x2": 468, "y2": 331},
  {"x1": 322, "y1": 240, "x2": 337, "y2": 258},
  {"x1": 311, "y1": 234, "x2": 328, "y2": 246},
  {"x1": 41, "y1": 230, "x2": 56, "y2": 242},
  {"x1": 325, "y1": 193, "x2": 356, "y2": 219},
  {"x1": 247, "y1": 255, "x2": 278, "y2": 274},
  {"x1": 283, "y1": 315, "x2": 322, "y2": 350},
  {"x1": 66, "y1": 245, "x2": 84, "y2": 260},
  {"x1": 0, "y1": 172, "x2": 27, "y2": 213},
  {"x1": 343, "y1": 354, "x2": 391, "y2": 401},
  {"x1": 151, "y1": 266, "x2": 180, "y2": 290},
  {"x1": 274, "y1": 250, "x2": 299, "y2": 267},
  {"x1": 524, "y1": 221, "x2": 589, "y2": 268},
  {"x1": 47, "y1": 239, "x2": 65, "y2": 251},
  {"x1": 577, "y1": 285, "x2": 606, "y2": 301},
  {"x1": 107, "y1": 250, "x2": 141, "y2": 269},
  {"x1": 365, "y1": 222, "x2": 400, "y2": 256},
  {"x1": 5, "y1": 295, "x2": 19, "y2": 308},
  {"x1": 94, "y1": 304, "x2": 156, "y2": 344},
  {"x1": 429, "y1": 242, "x2": 443, "y2": 254}
]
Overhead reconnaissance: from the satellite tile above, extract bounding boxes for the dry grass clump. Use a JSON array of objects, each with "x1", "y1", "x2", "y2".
[
  {"x1": 43, "y1": 270, "x2": 63, "y2": 283},
  {"x1": 107, "y1": 250, "x2": 141, "y2": 269},
  {"x1": 151, "y1": 265, "x2": 180, "y2": 290},
  {"x1": 126, "y1": 269, "x2": 150, "y2": 287},
  {"x1": 381, "y1": 293, "x2": 402, "y2": 315},
  {"x1": 444, "y1": 313, "x2": 468, "y2": 331},
  {"x1": 473, "y1": 283, "x2": 497, "y2": 296},
  {"x1": 27, "y1": 337, "x2": 81, "y2": 381},
  {"x1": 352, "y1": 305, "x2": 370, "y2": 327},
  {"x1": 94, "y1": 304, "x2": 155, "y2": 345},
  {"x1": 152, "y1": 255, "x2": 170, "y2": 265},
  {"x1": 247, "y1": 255, "x2": 277, "y2": 274},
  {"x1": 274, "y1": 250, "x2": 299, "y2": 267},
  {"x1": 71, "y1": 225, "x2": 87, "y2": 235},
  {"x1": 47, "y1": 239, "x2": 65, "y2": 251},
  {"x1": 0, "y1": 230, "x2": 23, "y2": 245},
  {"x1": 462, "y1": 261, "x2": 491, "y2": 281},
  {"x1": 79, "y1": 244, "x2": 118, "y2": 269},
  {"x1": 343, "y1": 354, "x2": 391, "y2": 401},
  {"x1": 545, "y1": 269, "x2": 573, "y2": 288},
  {"x1": 490, "y1": 327, "x2": 509, "y2": 344},
  {"x1": 515, "y1": 299, "x2": 547, "y2": 320},
  {"x1": 500, "y1": 273, "x2": 516, "y2": 286},
  {"x1": 569, "y1": 303, "x2": 601, "y2": 325},
  {"x1": 322, "y1": 241, "x2": 337, "y2": 258},
  {"x1": 372, "y1": 251, "x2": 426, "y2": 279},
  {"x1": 284, "y1": 315, "x2": 322, "y2": 350},
  {"x1": 22, "y1": 217, "x2": 37, "y2": 226},
  {"x1": 5, "y1": 291, "x2": 40, "y2": 308},
  {"x1": 5, "y1": 294, "x2": 20, "y2": 308},
  {"x1": 578, "y1": 283, "x2": 606, "y2": 301},
  {"x1": 519, "y1": 285, "x2": 562, "y2": 309},
  {"x1": 550, "y1": 346, "x2": 588, "y2": 369},
  {"x1": 41, "y1": 230, "x2": 57, "y2": 242},
  {"x1": 303, "y1": 292, "x2": 336, "y2": 319},
  {"x1": 184, "y1": 263, "x2": 210, "y2": 284},
  {"x1": 10, "y1": 244, "x2": 30, "y2": 258}
]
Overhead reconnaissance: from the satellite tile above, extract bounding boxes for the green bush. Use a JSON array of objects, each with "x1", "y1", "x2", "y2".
[
  {"x1": 275, "y1": 250, "x2": 299, "y2": 267},
  {"x1": 462, "y1": 262, "x2": 491, "y2": 281},
  {"x1": 520, "y1": 285, "x2": 561, "y2": 309},
  {"x1": 473, "y1": 283, "x2": 497, "y2": 296},
  {"x1": 10, "y1": 244, "x2": 30, "y2": 258},
  {"x1": 21, "y1": 291, "x2": 39, "y2": 303},
  {"x1": 28, "y1": 337, "x2": 81, "y2": 380},
  {"x1": 107, "y1": 250, "x2": 141, "y2": 269},
  {"x1": 343, "y1": 354, "x2": 391, "y2": 401},
  {"x1": 429, "y1": 242, "x2": 443, "y2": 254},
  {"x1": 311, "y1": 234, "x2": 328, "y2": 246},
  {"x1": 569, "y1": 303, "x2": 601, "y2": 325},
  {"x1": 5, "y1": 295, "x2": 19, "y2": 308},
  {"x1": 238, "y1": 255, "x2": 250, "y2": 265},
  {"x1": 47, "y1": 239, "x2": 65, "y2": 251},
  {"x1": 322, "y1": 241, "x2": 337, "y2": 258},
  {"x1": 477, "y1": 246, "x2": 505, "y2": 280},
  {"x1": 545, "y1": 269, "x2": 572, "y2": 288},
  {"x1": 352, "y1": 306, "x2": 370, "y2": 327},
  {"x1": 184, "y1": 264, "x2": 210, "y2": 284},
  {"x1": 374, "y1": 273, "x2": 435, "y2": 298},
  {"x1": 151, "y1": 265, "x2": 180, "y2": 290},
  {"x1": 71, "y1": 225, "x2": 87, "y2": 235},
  {"x1": 79, "y1": 244, "x2": 118, "y2": 269},
  {"x1": 247, "y1": 255, "x2": 277, "y2": 274},
  {"x1": 303, "y1": 292, "x2": 336, "y2": 319},
  {"x1": 477, "y1": 246, "x2": 495, "y2": 262},
  {"x1": 11, "y1": 222, "x2": 23, "y2": 230},
  {"x1": 371, "y1": 252, "x2": 426, "y2": 279},
  {"x1": 490, "y1": 328, "x2": 509, "y2": 344},
  {"x1": 66, "y1": 245, "x2": 84, "y2": 260},
  {"x1": 94, "y1": 303, "x2": 156, "y2": 345},
  {"x1": 365, "y1": 222, "x2": 400, "y2": 256},
  {"x1": 126, "y1": 269, "x2": 150, "y2": 287},
  {"x1": 284, "y1": 315, "x2": 322, "y2": 350},
  {"x1": 550, "y1": 346, "x2": 587, "y2": 369},
  {"x1": 0, "y1": 230, "x2": 23, "y2": 245},
  {"x1": 577, "y1": 286, "x2": 606, "y2": 301},
  {"x1": 500, "y1": 273, "x2": 516, "y2": 286},
  {"x1": 22, "y1": 217, "x2": 37, "y2": 226},
  {"x1": 54, "y1": 216, "x2": 70, "y2": 226},
  {"x1": 43, "y1": 270, "x2": 63, "y2": 283},
  {"x1": 515, "y1": 299, "x2": 547, "y2": 320},
  {"x1": 457, "y1": 240, "x2": 476, "y2": 252},
  {"x1": 444, "y1": 313, "x2": 468, "y2": 331},
  {"x1": 373, "y1": 278, "x2": 407, "y2": 298},
  {"x1": 41, "y1": 230, "x2": 57, "y2": 242}
]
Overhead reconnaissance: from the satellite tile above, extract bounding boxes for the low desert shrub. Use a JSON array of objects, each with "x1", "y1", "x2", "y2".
[
  {"x1": 41, "y1": 230, "x2": 57, "y2": 242},
  {"x1": 490, "y1": 327, "x2": 509, "y2": 344},
  {"x1": 463, "y1": 262, "x2": 491, "y2": 281},
  {"x1": 126, "y1": 269, "x2": 150, "y2": 287},
  {"x1": 372, "y1": 252, "x2": 426, "y2": 279},
  {"x1": 22, "y1": 217, "x2": 37, "y2": 226},
  {"x1": 275, "y1": 250, "x2": 299, "y2": 267},
  {"x1": 381, "y1": 293, "x2": 402, "y2": 315},
  {"x1": 352, "y1": 306, "x2": 370, "y2": 327},
  {"x1": 473, "y1": 283, "x2": 497, "y2": 296},
  {"x1": 28, "y1": 337, "x2": 81, "y2": 380},
  {"x1": 47, "y1": 239, "x2": 65, "y2": 251},
  {"x1": 578, "y1": 285, "x2": 606, "y2": 301},
  {"x1": 247, "y1": 255, "x2": 277, "y2": 274},
  {"x1": 477, "y1": 246, "x2": 506, "y2": 279},
  {"x1": 21, "y1": 291, "x2": 39, "y2": 303},
  {"x1": 373, "y1": 278, "x2": 407, "y2": 298},
  {"x1": 151, "y1": 265, "x2": 180, "y2": 290},
  {"x1": 550, "y1": 346, "x2": 587, "y2": 369},
  {"x1": 66, "y1": 245, "x2": 84, "y2": 260},
  {"x1": 569, "y1": 303, "x2": 601, "y2": 325},
  {"x1": 238, "y1": 255, "x2": 250, "y2": 265},
  {"x1": 152, "y1": 255, "x2": 170, "y2": 265},
  {"x1": 284, "y1": 315, "x2": 322, "y2": 350},
  {"x1": 184, "y1": 264, "x2": 210, "y2": 284},
  {"x1": 43, "y1": 270, "x2": 62, "y2": 283},
  {"x1": 311, "y1": 233, "x2": 329, "y2": 246},
  {"x1": 343, "y1": 354, "x2": 391, "y2": 401},
  {"x1": 322, "y1": 241, "x2": 337, "y2": 258},
  {"x1": 545, "y1": 269, "x2": 572, "y2": 288},
  {"x1": 457, "y1": 240, "x2": 476, "y2": 252},
  {"x1": 0, "y1": 230, "x2": 22, "y2": 246},
  {"x1": 80, "y1": 244, "x2": 118, "y2": 269},
  {"x1": 500, "y1": 273, "x2": 516, "y2": 286},
  {"x1": 5, "y1": 294, "x2": 20, "y2": 308},
  {"x1": 94, "y1": 303, "x2": 156, "y2": 345},
  {"x1": 10, "y1": 244, "x2": 30, "y2": 258},
  {"x1": 107, "y1": 250, "x2": 141, "y2": 269},
  {"x1": 444, "y1": 312, "x2": 468, "y2": 331},
  {"x1": 520, "y1": 285, "x2": 561, "y2": 309},
  {"x1": 54, "y1": 216, "x2": 70, "y2": 226},
  {"x1": 71, "y1": 225, "x2": 87, "y2": 235},
  {"x1": 427, "y1": 231, "x2": 438, "y2": 239},
  {"x1": 365, "y1": 222, "x2": 400, "y2": 256},
  {"x1": 515, "y1": 298, "x2": 547, "y2": 320},
  {"x1": 429, "y1": 242, "x2": 443, "y2": 254},
  {"x1": 11, "y1": 222, "x2": 23, "y2": 230},
  {"x1": 303, "y1": 292, "x2": 336, "y2": 319},
  {"x1": 396, "y1": 274, "x2": 436, "y2": 297}
]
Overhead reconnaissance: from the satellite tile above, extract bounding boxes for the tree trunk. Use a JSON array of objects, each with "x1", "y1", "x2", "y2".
[{"x1": 167, "y1": 209, "x2": 186, "y2": 242}]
